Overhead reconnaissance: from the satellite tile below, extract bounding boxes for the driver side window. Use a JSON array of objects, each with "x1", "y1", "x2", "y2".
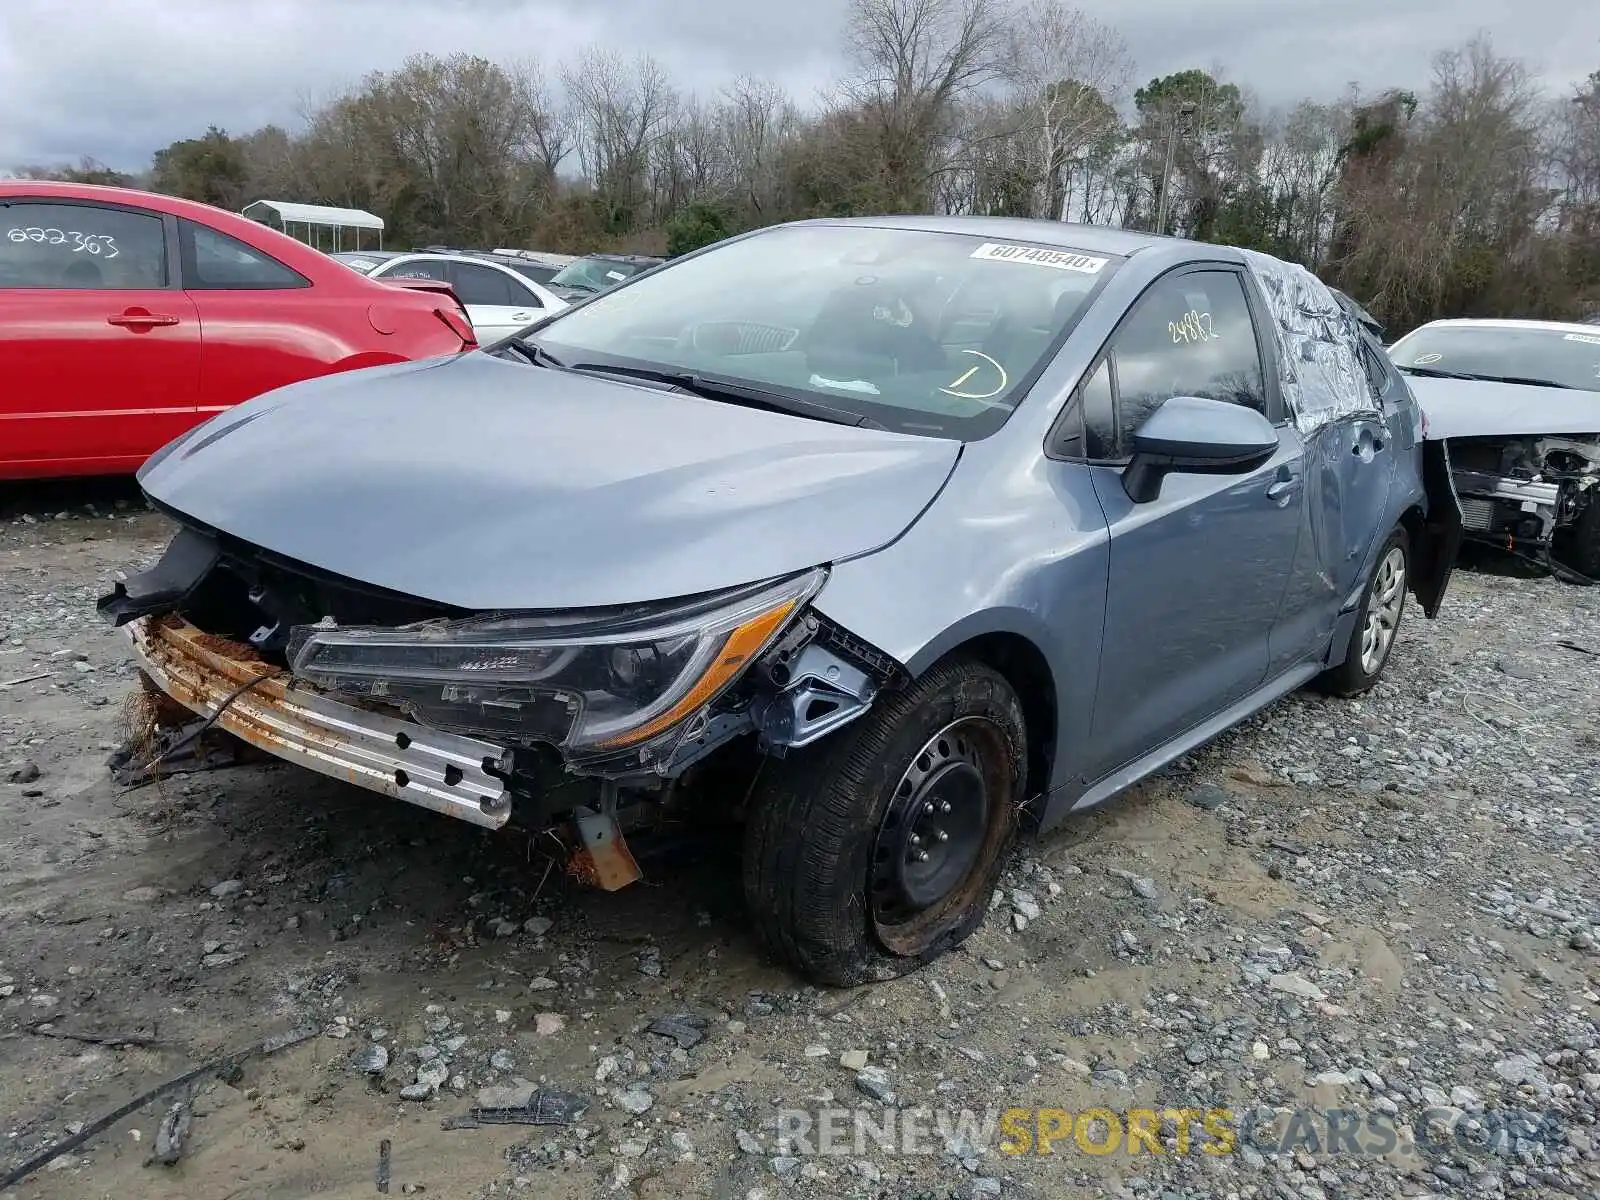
[{"x1": 1086, "y1": 269, "x2": 1268, "y2": 460}]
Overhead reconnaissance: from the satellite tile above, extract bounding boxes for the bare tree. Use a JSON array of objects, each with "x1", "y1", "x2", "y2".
[
  {"x1": 1332, "y1": 37, "x2": 1558, "y2": 327},
  {"x1": 839, "y1": 0, "x2": 1008, "y2": 210},
  {"x1": 562, "y1": 47, "x2": 678, "y2": 228},
  {"x1": 1001, "y1": 0, "x2": 1131, "y2": 219},
  {"x1": 505, "y1": 57, "x2": 571, "y2": 188},
  {"x1": 718, "y1": 76, "x2": 801, "y2": 219}
]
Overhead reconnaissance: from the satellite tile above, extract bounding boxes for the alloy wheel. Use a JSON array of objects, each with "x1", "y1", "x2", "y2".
[{"x1": 1360, "y1": 545, "x2": 1406, "y2": 674}]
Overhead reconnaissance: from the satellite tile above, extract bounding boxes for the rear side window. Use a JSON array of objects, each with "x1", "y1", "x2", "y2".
[
  {"x1": 180, "y1": 220, "x2": 308, "y2": 290},
  {"x1": 450, "y1": 263, "x2": 521, "y2": 306},
  {"x1": 0, "y1": 201, "x2": 167, "y2": 289}
]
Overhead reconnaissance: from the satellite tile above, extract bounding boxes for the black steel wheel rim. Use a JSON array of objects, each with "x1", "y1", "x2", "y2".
[{"x1": 870, "y1": 717, "x2": 999, "y2": 929}]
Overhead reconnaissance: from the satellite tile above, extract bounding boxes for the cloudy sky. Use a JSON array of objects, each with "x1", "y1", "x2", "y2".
[{"x1": 1, "y1": 0, "x2": 1595, "y2": 171}]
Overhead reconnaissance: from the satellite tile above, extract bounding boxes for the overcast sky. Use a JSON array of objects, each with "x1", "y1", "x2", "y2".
[{"x1": 2, "y1": 0, "x2": 1595, "y2": 171}]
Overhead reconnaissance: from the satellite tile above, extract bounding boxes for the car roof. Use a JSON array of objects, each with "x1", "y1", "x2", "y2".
[
  {"x1": 582, "y1": 253, "x2": 663, "y2": 264},
  {"x1": 0, "y1": 179, "x2": 234, "y2": 222},
  {"x1": 397, "y1": 250, "x2": 519, "y2": 267},
  {"x1": 1403, "y1": 317, "x2": 1600, "y2": 337},
  {"x1": 495, "y1": 248, "x2": 577, "y2": 266},
  {"x1": 403, "y1": 249, "x2": 550, "y2": 271},
  {"x1": 776, "y1": 214, "x2": 1210, "y2": 260},
  {"x1": 335, "y1": 250, "x2": 400, "y2": 261}
]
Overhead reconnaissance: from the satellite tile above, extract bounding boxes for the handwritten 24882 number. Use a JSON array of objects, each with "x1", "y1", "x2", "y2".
[
  {"x1": 6, "y1": 227, "x2": 121, "y2": 257},
  {"x1": 1168, "y1": 309, "x2": 1218, "y2": 344}
]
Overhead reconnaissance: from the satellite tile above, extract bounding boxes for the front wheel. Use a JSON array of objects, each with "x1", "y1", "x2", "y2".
[
  {"x1": 1314, "y1": 525, "x2": 1409, "y2": 697},
  {"x1": 742, "y1": 658, "x2": 1027, "y2": 986},
  {"x1": 1558, "y1": 498, "x2": 1600, "y2": 580}
]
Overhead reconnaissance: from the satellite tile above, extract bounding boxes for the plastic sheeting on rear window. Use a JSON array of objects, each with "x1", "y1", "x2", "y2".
[{"x1": 1240, "y1": 249, "x2": 1379, "y2": 436}]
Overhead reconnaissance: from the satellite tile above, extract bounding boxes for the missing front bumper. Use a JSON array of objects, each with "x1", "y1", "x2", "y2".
[{"x1": 126, "y1": 615, "x2": 513, "y2": 828}]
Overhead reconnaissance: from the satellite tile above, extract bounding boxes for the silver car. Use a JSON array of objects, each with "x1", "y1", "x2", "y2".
[{"x1": 101, "y1": 217, "x2": 1459, "y2": 985}]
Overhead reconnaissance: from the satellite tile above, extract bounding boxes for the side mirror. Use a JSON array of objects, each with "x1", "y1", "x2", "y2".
[{"x1": 1122, "y1": 395, "x2": 1279, "y2": 504}]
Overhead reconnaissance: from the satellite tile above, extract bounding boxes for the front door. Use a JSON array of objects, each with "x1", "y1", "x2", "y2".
[
  {"x1": 1082, "y1": 266, "x2": 1307, "y2": 782},
  {"x1": 0, "y1": 197, "x2": 200, "y2": 476}
]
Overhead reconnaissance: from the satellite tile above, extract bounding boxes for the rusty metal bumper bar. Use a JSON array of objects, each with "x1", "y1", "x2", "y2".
[{"x1": 127, "y1": 616, "x2": 512, "y2": 829}]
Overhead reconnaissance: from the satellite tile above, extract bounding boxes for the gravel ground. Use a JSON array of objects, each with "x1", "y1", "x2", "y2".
[{"x1": 1, "y1": 487, "x2": 1598, "y2": 1200}]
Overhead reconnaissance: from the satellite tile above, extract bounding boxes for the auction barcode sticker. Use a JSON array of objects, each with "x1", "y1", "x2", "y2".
[
  {"x1": 1563, "y1": 332, "x2": 1600, "y2": 346},
  {"x1": 970, "y1": 243, "x2": 1108, "y2": 274}
]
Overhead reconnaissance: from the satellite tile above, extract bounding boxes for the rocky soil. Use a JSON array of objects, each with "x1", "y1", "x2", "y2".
[{"x1": 2, "y1": 484, "x2": 1598, "y2": 1200}]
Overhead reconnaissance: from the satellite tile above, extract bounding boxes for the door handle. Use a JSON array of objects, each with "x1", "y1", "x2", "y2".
[
  {"x1": 510, "y1": 312, "x2": 534, "y2": 322},
  {"x1": 108, "y1": 310, "x2": 178, "y2": 328},
  {"x1": 1266, "y1": 479, "x2": 1301, "y2": 507}
]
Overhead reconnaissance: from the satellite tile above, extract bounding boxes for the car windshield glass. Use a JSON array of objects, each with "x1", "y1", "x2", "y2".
[
  {"x1": 1389, "y1": 326, "x2": 1600, "y2": 393},
  {"x1": 549, "y1": 258, "x2": 645, "y2": 291},
  {"x1": 529, "y1": 225, "x2": 1121, "y2": 439}
]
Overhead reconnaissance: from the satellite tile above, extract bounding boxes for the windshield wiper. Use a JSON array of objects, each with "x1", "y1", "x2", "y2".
[
  {"x1": 1399, "y1": 365, "x2": 1575, "y2": 389},
  {"x1": 1475, "y1": 374, "x2": 1575, "y2": 389},
  {"x1": 1397, "y1": 365, "x2": 1479, "y2": 381},
  {"x1": 519, "y1": 342, "x2": 567, "y2": 369},
  {"x1": 565, "y1": 363, "x2": 886, "y2": 429}
]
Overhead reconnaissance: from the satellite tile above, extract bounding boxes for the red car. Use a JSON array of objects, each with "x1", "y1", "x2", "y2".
[{"x1": 0, "y1": 182, "x2": 476, "y2": 480}]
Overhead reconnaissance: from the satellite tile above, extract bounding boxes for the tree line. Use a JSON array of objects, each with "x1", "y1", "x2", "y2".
[{"x1": 14, "y1": 0, "x2": 1600, "y2": 335}]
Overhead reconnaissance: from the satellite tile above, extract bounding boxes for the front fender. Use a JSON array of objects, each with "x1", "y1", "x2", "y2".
[{"x1": 809, "y1": 446, "x2": 1110, "y2": 803}]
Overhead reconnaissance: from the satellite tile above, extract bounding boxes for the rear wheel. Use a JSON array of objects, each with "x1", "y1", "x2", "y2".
[
  {"x1": 742, "y1": 658, "x2": 1026, "y2": 986},
  {"x1": 1314, "y1": 525, "x2": 1409, "y2": 697}
]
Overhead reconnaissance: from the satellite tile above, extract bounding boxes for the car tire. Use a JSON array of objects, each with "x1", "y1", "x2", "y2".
[
  {"x1": 1562, "y1": 498, "x2": 1600, "y2": 579},
  {"x1": 742, "y1": 657, "x2": 1027, "y2": 986},
  {"x1": 1313, "y1": 525, "x2": 1410, "y2": 697}
]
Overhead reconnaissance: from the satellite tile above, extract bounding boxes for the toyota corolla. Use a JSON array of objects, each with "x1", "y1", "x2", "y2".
[{"x1": 98, "y1": 216, "x2": 1459, "y2": 985}]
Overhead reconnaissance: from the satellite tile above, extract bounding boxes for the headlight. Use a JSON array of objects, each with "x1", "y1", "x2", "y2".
[{"x1": 285, "y1": 569, "x2": 825, "y2": 757}]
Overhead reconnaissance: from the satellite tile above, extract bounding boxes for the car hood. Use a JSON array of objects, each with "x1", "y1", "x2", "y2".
[
  {"x1": 138, "y1": 353, "x2": 960, "y2": 611},
  {"x1": 1408, "y1": 375, "x2": 1600, "y2": 439}
]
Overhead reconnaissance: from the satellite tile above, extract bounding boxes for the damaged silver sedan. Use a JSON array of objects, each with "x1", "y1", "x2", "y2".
[
  {"x1": 100, "y1": 217, "x2": 1457, "y2": 985},
  {"x1": 1388, "y1": 318, "x2": 1600, "y2": 581}
]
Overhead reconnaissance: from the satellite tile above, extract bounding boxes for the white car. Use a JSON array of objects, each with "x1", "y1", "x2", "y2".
[{"x1": 332, "y1": 250, "x2": 568, "y2": 343}]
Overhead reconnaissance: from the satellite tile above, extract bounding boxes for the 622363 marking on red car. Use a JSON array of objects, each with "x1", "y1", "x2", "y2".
[{"x1": 7, "y1": 227, "x2": 120, "y2": 256}]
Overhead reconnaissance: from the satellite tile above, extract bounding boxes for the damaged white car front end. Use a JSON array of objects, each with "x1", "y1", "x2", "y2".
[
  {"x1": 1388, "y1": 318, "x2": 1600, "y2": 580},
  {"x1": 1449, "y1": 433, "x2": 1600, "y2": 553},
  {"x1": 1404, "y1": 375, "x2": 1600, "y2": 580}
]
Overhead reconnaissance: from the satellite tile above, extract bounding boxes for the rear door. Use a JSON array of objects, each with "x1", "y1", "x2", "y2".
[
  {"x1": 1268, "y1": 321, "x2": 1402, "y2": 666},
  {"x1": 446, "y1": 261, "x2": 547, "y2": 342},
  {"x1": 0, "y1": 197, "x2": 200, "y2": 476}
]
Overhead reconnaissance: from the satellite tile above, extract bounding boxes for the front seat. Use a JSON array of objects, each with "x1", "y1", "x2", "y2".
[
  {"x1": 805, "y1": 278, "x2": 946, "y2": 376},
  {"x1": 60, "y1": 259, "x2": 104, "y2": 287},
  {"x1": 979, "y1": 283, "x2": 1059, "y2": 375}
]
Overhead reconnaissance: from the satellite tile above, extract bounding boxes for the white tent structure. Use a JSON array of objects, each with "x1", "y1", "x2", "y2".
[{"x1": 240, "y1": 200, "x2": 384, "y2": 252}]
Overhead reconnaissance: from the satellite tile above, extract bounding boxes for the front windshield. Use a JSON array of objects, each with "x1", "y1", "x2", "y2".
[
  {"x1": 549, "y1": 258, "x2": 645, "y2": 292},
  {"x1": 528, "y1": 224, "x2": 1122, "y2": 439},
  {"x1": 1388, "y1": 325, "x2": 1600, "y2": 392}
]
